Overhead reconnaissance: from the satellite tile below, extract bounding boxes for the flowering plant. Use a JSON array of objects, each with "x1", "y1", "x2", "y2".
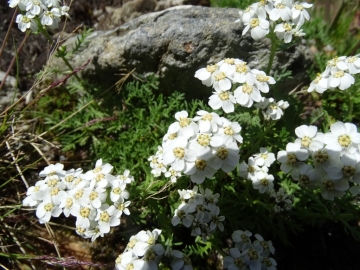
[{"x1": 2, "y1": 0, "x2": 360, "y2": 269}]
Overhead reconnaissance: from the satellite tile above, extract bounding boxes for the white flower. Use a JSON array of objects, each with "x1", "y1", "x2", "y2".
[
  {"x1": 110, "y1": 181, "x2": 129, "y2": 202},
  {"x1": 253, "y1": 147, "x2": 276, "y2": 167},
  {"x1": 234, "y1": 83, "x2": 262, "y2": 108},
  {"x1": 291, "y1": 2, "x2": 313, "y2": 26},
  {"x1": 193, "y1": 110, "x2": 222, "y2": 133},
  {"x1": 277, "y1": 142, "x2": 309, "y2": 173},
  {"x1": 223, "y1": 247, "x2": 247, "y2": 270},
  {"x1": 232, "y1": 230, "x2": 253, "y2": 251},
  {"x1": 87, "y1": 187, "x2": 107, "y2": 208},
  {"x1": 59, "y1": 193, "x2": 80, "y2": 217},
  {"x1": 96, "y1": 205, "x2": 120, "y2": 234},
  {"x1": 217, "y1": 58, "x2": 237, "y2": 77},
  {"x1": 115, "y1": 251, "x2": 137, "y2": 270},
  {"x1": 253, "y1": 234, "x2": 275, "y2": 256},
  {"x1": 320, "y1": 178, "x2": 349, "y2": 200},
  {"x1": 142, "y1": 244, "x2": 165, "y2": 269},
  {"x1": 232, "y1": 61, "x2": 256, "y2": 84},
  {"x1": 294, "y1": 124, "x2": 324, "y2": 152},
  {"x1": 291, "y1": 163, "x2": 319, "y2": 188},
  {"x1": 326, "y1": 153, "x2": 360, "y2": 182},
  {"x1": 184, "y1": 157, "x2": 216, "y2": 184},
  {"x1": 26, "y1": 0, "x2": 46, "y2": 15},
  {"x1": 323, "y1": 56, "x2": 348, "y2": 76},
  {"x1": 164, "y1": 168, "x2": 182, "y2": 183},
  {"x1": 265, "y1": 98, "x2": 287, "y2": 120},
  {"x1": 236, "y1": 5, "x2": 256, "y2": 25},
  {"x1": 113, "y1": 198, "x2": 131, "y2": 217},
  {"x1": 36, "y1": 200, "x2": 62, "y2": 223},
  {"x1": 9, "y1": 0, "x2": 27, "y2": 10},
  {"x1": 208, "y1": 90, "x2": 236, "y2": 113},
  {"x1": 85, "y1": 158, "x2": 112, "y2": 188},
  {"x1": 194, "y1": 64, "x2": 218, "y2": 87},
  {"x1": 215, "y1": 117, "x2": 243, "y2": 144},
  {"x1": 238, "y1": 157, "x2": 261, "y2": 181},
  {"x1": 75, "y1": 205, "x2": 96, "y2": 229},
  {"x1": 261, "y1": 257, "x2": 277, "y2": 270},
  {"x1": 116, "y1": 169, "x2": 135, "y2": 184},
  {"x1": 252, "y1": 172, "x2": 274, "y2": 193},
  {"x1": 252, "y1": 69, "x2": 276, "y2": 93},
  {"x1": 208, "y1": 140, "x2": 240, "y2": 173},
  {"x1": 171, "y1": 250, "x2": 193, "y2": 270},
  {"x1": 274, "y1": 22, "x2": 294, "y2": 43},
  {"x1": 40, "y1": 8, "x2": 62, "y2": 29},
  {"x1": 346, "y1": 54, "x2": 360, "y2": 74},
  {"x1": 168, "y1": 111, "x2": 199, "y2": 139},
  {"x1": 43, "y1": 0, "x2": 61, "y2": 8},
  {"x1": 163, "y1": 136, "x2": 197, "y2": 172},
  {"x1": 172, "y1": 203, "x2": 196, "y2": 227},
  {"x1": 328, "y1": 70, "x2": 355, "y2": 90},
  {"x1": 131, "y1": 229, "x2": 162, "y2": 257},
  {"x1": 269, "y1": 1, "x2": 292, "y2": 21},
  {"x1": 324, "y1": 121, "x2": 360, "y2": 154},
  {"x1": 307, "y1": 73, "x2": 328, "y2": 93},
  {"x1": 208, "y1": 204, "x2": 225, "y2": 231},
  {"x1": 39, "y1": 163, "x2": 66, "y2": 178},
  {"x1": 242, "y1": 14, "x2": 270, "y2": 40}
]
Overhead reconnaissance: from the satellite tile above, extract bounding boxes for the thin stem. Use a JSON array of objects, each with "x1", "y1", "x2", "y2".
[
  {"x1": 36, "y1": 18, "x2": 81, "y2": 82},
  {"x1": 266, "y1": 35, "x2": 279, "y2": 75},
  {"x1": 346, "y1": 89, "x2": 354, "y2": 121},
  {"x1": 0, "y1": 8, "x2": 17, "y2": 60},
  {"x1": 0, "y1": 31, "x2": 29, "y2": 91}
]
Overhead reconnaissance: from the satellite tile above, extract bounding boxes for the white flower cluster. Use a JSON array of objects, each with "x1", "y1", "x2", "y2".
[
  {"x1": 269, "y1": 187, "x2": 294, "y2": 212},
  {"x1": 254, "y1": 97, "x2": 289, "y2": 120},
  {"x1": 238, "y1": 147, "x2": 276, "y2": 193},
  {"x1": 195, "y1": 58, "x2": 283, "y2": 113},
  {"x1": 115, "y1": 229, "x2": 164, "y2": 270},
  {"x1": 236, "y1": 0, "x2": 312, "y2": 42},
  {"x1": 224, "y1": 230, "x2": 276, "y2": 270},
  {"x1": 167, "y1": 249, "x2": 193, "y2": 270},
  {"x1": 277, "y1": 122, "x2": 360, "y2": 200},
  {"x1": 149, "y1": 110, "x2": 240, "y2": 184},
  {"x1": 308, "y1": 55, "x2": 360, "y2": 93},
  {"x1": 171, "y1": 186, "x2": 225, "y2": 241},
  {"x1": 22, "y1": 159, "x2": 133, "y2": 241},
  {"x1": 9, "y1": 0, "x2": 70, "y2": 32}
]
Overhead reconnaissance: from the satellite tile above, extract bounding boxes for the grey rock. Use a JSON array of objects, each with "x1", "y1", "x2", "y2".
[{"x1": 52, "y1": 6, "x2": 312, "y2": 99}]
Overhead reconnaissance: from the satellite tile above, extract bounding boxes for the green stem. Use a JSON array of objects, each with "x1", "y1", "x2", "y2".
[
  {"x1": 36, "y1": 19, "x2": 81, "y2": 82},
  {"x1": 346, "y1": 89, "x2": 354, "y2": 121},
  {"x1": 266, "y1": 36, "x2": 279, "y2": 75}
]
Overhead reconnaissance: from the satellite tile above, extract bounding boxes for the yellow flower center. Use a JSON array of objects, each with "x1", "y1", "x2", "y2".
[
  {"x1": 89, "y1": 191, "x2": 98, "y2": 201},
  {"x1": 314, "y1": 150, "x2": 329, "y2": 164},
  {"x1": 242, "y1": 83, "x2": 253, "y2": 94},
  {"x1": 65, "y1": 175, "x2": 74, "y2": 183},
  {"x1": 168, "y1": 133, "x2": 177, "y2": 140},
  {"x1": 299, "y1": 175, "x2": 310, "y2": 185},
  {"x1": 173, "y1": 147, "x2": 185, "y2": 159},
  {"x1": 65, "y1": 198, "x2": 73, "y2": 208},
  {"x1": 100, "y1": 212, "x2": 110, "y2": 222},
  {"x1": 224, "y1": 126, "x2": 234, "y2": 136},
  {"x1": 294, "y1": 4, "x2": 304, "y2": 10},
  {"x1": 206, "y1": 64, "x2": 217, "y2": 73},
  {"x1": 322, "y1": 179, "x2": 335, "y2": 191},
  {"x1": 334, "y1": 70, "x2": 345, "y2": 78},
  {"x1": 301, "y1": 136, "x2": 312, "y2": 148},
  {"x1": 256, "y1": 74, "x2": 269, "y2": 82},
  {"x1": 216, "y1": 147, "x2": 229, "y2": 160},
  {"x1": 338, "y1": 134, "x2": 351, "y2": 147},
  {"x1": 342, "y1": 166, "x2": 355, "y2": 178},
  {"x1": 260, "y1": 178, "x2": 269, "y2": 186},
  {"x1": 80, "y1": 207, "x2": 91, "y2": 218},
  {"x1": 214, "y1": 72, "x2": 226, "y2": 81},
  {"x1": 44, "y1": 203, "x2": 54, "y2": 212},
  {"x1": 224, "y1": 58, "x2": 235, "y2": 64},
  {"x1": 286, "y1": 153, "x2": 297, "y2": 165},
  {"x1": 250, "y1": 18, "x2": 260, "y2": 28},
  {"x1": 179, "y1": 117, "x2": 191, "y2": 128},
  {"x1": 195, "y1": 159, "x2": 207, "y2": 170},
  {"x1": 236, "y1": 63, "x2": 248, "y2": 73},
  {"x1": 75, "y1": 189, "x2": 84, "y2": 199},
  {"x1": 51, "y1": 187, "x2": 60, "y2": 196},
  {"x1": 284, "y1": 23, "x2": 292, "y2": 32},
  {"x1": 219, "y1": 91, "x2": 230, "y2": 101},
  {"x1": 201, "y1": 113, "x2": 212, "y2": 121},
  {"x1": 197, "y1": 134, "x2": 210, "y2": 147}
]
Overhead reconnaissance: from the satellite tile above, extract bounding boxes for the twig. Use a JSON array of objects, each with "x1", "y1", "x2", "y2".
[
  {"x1": 0, "y1": 31, "x2": 30, "y2": 91},
  {"x1": 0, "y1": 8, "x2": 17, "y2": 60},
  {"x1": 5, "y1": 141, "x2": 29, "y2": 189},
  {"x1": 44, "y1": 223, "x2": 65, "y2": 270}
]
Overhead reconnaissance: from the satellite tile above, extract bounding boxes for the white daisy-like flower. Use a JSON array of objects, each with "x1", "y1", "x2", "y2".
[
  {"x1": 307, "y1": 73, "x2": 329, "y2": 93},
  {"x1": 42, "y1": 0, "x2": 61, "y2": 8},
  {"x1": 208, "y1": 140, "x2": 240, "y2": 173},
  {"x1": 193, "y1": 110, "x2": 222, "y2": 133},
  {"x1": 274, "y1": 22, "x2": 294, "y2": 43},
  {"x1": 320, "y1": 178, "x2": 349, "y2": 200},
  {"x1": 294, "y1": 124, "x2": 324, "y2": 152},
  {"x1": 26, "y1": 0, "x2": 46, "y2": 15},
  {"x1": 59, "y1": 193, "x2": 80, "y2": 217},
  {"x1": 113, "y1": 197, "x2": 131, "y2": 217},
  {"x1": 291, "y1": 163, "x2": 319, "y2": 188},
  {"x1": 324, "y1": 121, "x2": 360, "y2": 153},
  {"x1": 215, "y1": 117, "x2": 243, "y2": 145},
  {"x1": 312, "y1": 147, "x2": 341, "y2": 172},
  {"x1": 252, "y1": 69, "x2": 276, "y2": 93},
  {"x1": 131, "y1": 229, "x2": 162, "y2": 257},
  {"x1": 217, "y1": 58, "x2": 237, "y2": 76},
  {"x1": 172, "y1": 203, "x2": 196, "y2": 227},
  {"x1": 265, "y1": 98, "x2": 286, "y2": 120},
  {"x1": 346, "y1": 54, "x2": 360, "y2": 74},
  {"x1": 277, "y1": 142, "x2": 309, "y2": 173},
  {"x1": 164, "y1": 168, "x2": 182, "y2": 183},
  {"x1": 261, "y1": 257, "x2": 278, "y2": 270},
  {"x1": 115, "y1": 251, "x2": 137, "y2": 270},
  {"x1": 269, "y1": 1, "x2": 292, "y2": 21},
  {"x1": 212, "y1": 70, "x2": 232, "y2": 91},
  {"x1": 291, "y1": 1, "x2": 313, "y2": 26},
  {"x1": 323, "y1": 56, "x2": 348, "y2": 76},
  {"x1": 252, "y1": 172, "x2": 274, "y2": 193},
  {"x1": 75, "y1": 205, "x2": 97, "y2": 229},
  {"x1": 253, "y1": 234, "x2": 275, "y2": 256},
  {"x1": 234, "y1": 82, "x2": 262, "y2": 108},
  {"x1": 195, "y1": 64, "x2": 218, "y2": 87},
  {"x1": 85, "y1": 159, "x2": 112, "y2": 188},
  {"x1": 223, "y1": 247, "x2": 247, "y2": 270},
  {"x1": 9, "y1": 0, "x2": 27, "y2": 10},
  {"x1": 184, "y1": 157, "x2": 216, "y2": 184},
  {"x1": 326, "y1": 153, "x2": 360, "y2": 182},
  {"x1": 232, "y1": 230, "x2": 253, "y2": 251},
  {"x1": 208, "y1": 89, "x2": 236, "y2": 113},
  {"x1": 236, "y1": 5, "x2": 257, "y2": 25},
  {"x1": 40, "y1": 8, "x2": 62, "y2": 29},
  {"x1": 163, "y1": 136, "x2": 196, "y2": 172},
  {"x1": 96, "y1": 205, "x2": 120, "y2": 234},
  {"x1": 238, "y1": 157, "x2": 261, "y2": 181},
  {"x1": 86, "y1": 186, "x2": 107, "y2": 208},
  {"x1": 168, "y1": 111, "x2": 199, "y2": 139},
  {"x1": 171, "y1": 250, "x2": 193, "y2": 270},
  {"x1": 39, "y1": 163, "x2": 66, "y2": 179},
  {"x1": 253, "y1": 147, "x2": 276, "y2": 167},
  {"x1": 242, "y1": 13, "x2": 270, "y2": 40},
  {"x1": 328, "y1": 70, "x2": 355, "y2": 90},
  {"x1": 36, "y1": 199, "x2": 62, "y2": 224},
  {"x1": 231, "y1": 61, "x2": 256, "y2": 84}
]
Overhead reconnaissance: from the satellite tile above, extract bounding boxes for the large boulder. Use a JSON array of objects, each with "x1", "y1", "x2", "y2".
[{"x1": 51, "y1": 5, "x2": 312, "y2": 99}]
